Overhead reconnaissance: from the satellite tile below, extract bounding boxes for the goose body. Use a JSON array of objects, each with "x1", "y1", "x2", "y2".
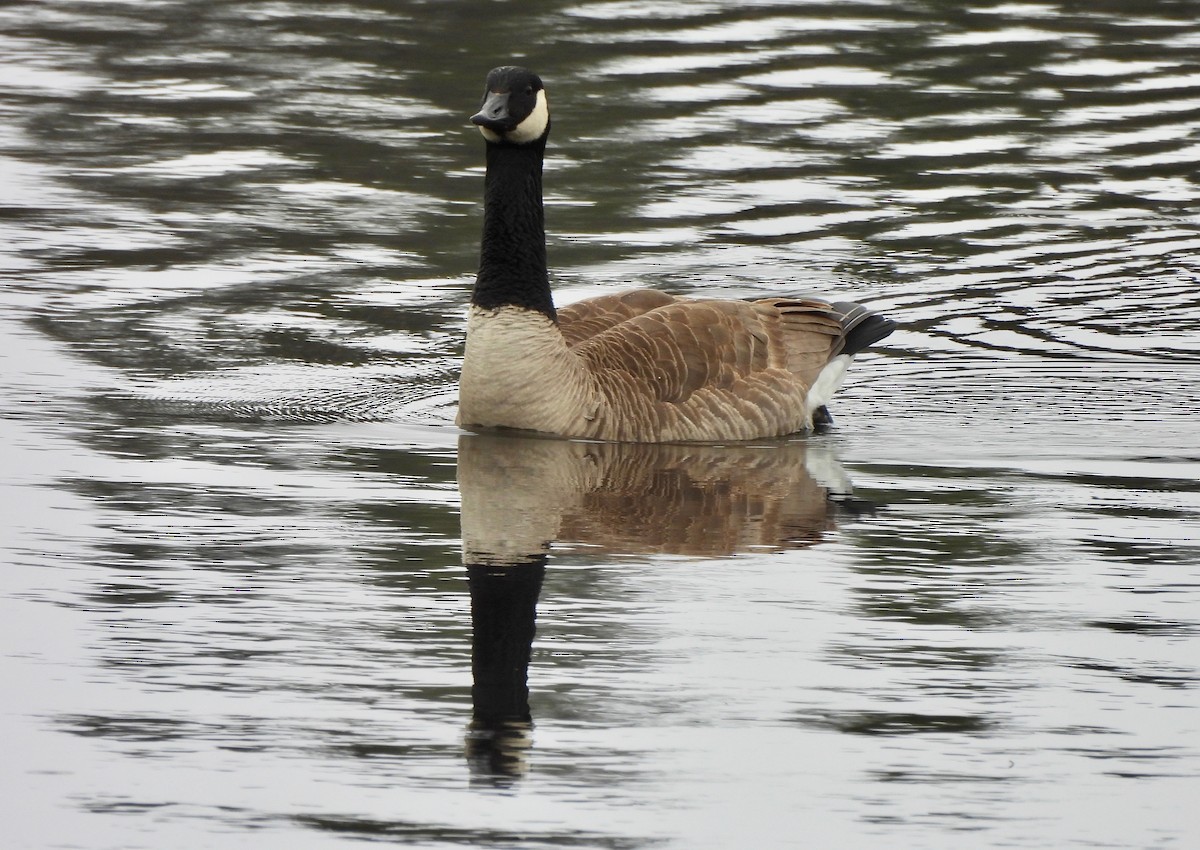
[{"x1": 458, "y1": 66, "x2": 895, "y2": 443}]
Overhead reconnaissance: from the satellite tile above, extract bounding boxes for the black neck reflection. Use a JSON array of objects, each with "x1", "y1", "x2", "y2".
[{"x1": 465, "y1": 555, "x2": 547, "y2": 782}]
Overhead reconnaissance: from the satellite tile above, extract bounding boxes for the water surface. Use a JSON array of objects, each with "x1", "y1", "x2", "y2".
[{"x1": 2, "y1": 1, "x2": 1199, "y2": 848}]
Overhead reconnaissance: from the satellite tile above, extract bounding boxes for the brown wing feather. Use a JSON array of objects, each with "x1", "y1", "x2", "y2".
[
  {"x1": 563, "y1": 294, "x2": 852, "y2": 394},
  {"x1": 753, "y1": 297, "x2": 846, "y2": 388},
  {"x1": 548, "y1": 292, "x2": 868, "y2": 441},
  {"x1": 574, "y1": 299, "x2": 781, "y2": 404},
  {"x1": 557, "y1": 289, "x2": 678, "y2": 347}
]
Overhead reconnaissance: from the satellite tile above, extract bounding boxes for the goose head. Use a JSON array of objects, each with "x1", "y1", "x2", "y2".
[{"x1": 471, "y1": 66, "x2": 550, "y2": 145}]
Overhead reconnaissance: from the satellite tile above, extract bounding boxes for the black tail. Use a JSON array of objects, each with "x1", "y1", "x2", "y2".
[{"x1": 833, "y1": 302, "x2": 897, "y2": 356}]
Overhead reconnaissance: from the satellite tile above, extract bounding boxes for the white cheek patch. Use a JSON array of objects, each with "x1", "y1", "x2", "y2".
[
  {"x1": 478, "y1": 125, "x2": 502, "y2": 143},
  {"x1": 507, "y1": 89, "x2": 549, "y2": 144}
]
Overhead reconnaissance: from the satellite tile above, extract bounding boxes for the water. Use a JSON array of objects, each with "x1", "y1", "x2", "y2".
[{"x1": 2, "y1": 1, "x2": 1199, "y2": 847}]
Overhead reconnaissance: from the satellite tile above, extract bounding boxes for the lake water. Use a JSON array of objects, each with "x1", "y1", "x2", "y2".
[{"x1": 2, "y1": 1, "x2": 1199, "y2": 848}]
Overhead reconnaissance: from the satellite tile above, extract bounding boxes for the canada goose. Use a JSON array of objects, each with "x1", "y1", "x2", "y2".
[{"x1": 458, "y1": 66, "x2": 896, "y2": 443}]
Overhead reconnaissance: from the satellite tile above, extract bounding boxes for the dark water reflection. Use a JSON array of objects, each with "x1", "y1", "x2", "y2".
[{"x1": 3, "y1": 0, "x2": 1200, "y2": 847}]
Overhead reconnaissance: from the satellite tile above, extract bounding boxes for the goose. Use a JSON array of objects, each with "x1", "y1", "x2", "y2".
[{"x1": 458, "y1": 65, "x2": 896, "y2": 443}]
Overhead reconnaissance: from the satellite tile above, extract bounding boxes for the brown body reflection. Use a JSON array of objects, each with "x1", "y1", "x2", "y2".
[
  {"x1": 458, "y1": 432, "x2": 858, "y2": 780},
  {"x1": 460, "y1": 433, "x2": 847, "y2": 562}
]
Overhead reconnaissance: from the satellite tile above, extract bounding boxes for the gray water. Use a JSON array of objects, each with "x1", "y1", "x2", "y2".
[{"x1": 3, "y1": 1, "x2": 1199, "y2": 848}]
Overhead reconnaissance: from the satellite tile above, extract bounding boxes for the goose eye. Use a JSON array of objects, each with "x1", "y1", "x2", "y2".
[{"x1": 524, "y1": 86, "x2": 533, "y2": 95}]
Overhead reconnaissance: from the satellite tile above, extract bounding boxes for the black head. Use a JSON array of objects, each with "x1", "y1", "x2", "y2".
[{"x1": 471, "y1": 66, "x2": 550, "y2": 145}]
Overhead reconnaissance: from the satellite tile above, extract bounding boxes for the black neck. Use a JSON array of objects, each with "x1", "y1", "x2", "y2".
[{"x1": 473, "y1": 140, "x2": 555, "y2": 320}]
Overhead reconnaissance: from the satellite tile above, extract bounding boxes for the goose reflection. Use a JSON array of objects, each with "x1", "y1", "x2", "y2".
[{"x1": 458, "y1": 432, "x2": 864, "y2": 780}]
